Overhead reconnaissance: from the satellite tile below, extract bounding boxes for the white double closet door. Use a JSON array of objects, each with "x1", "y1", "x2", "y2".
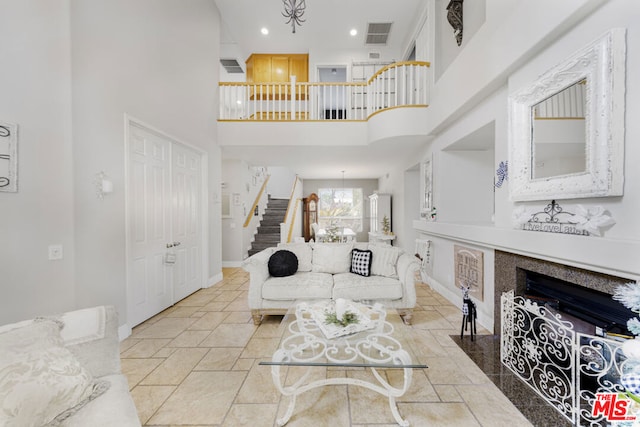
[{"x1": 127, "y1": 121, "x2": 204, "y2": 327}]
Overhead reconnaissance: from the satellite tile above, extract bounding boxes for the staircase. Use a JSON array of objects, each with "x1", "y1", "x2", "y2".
[{"x1": 248, "y1": 197, "x2": 289, "y2": 257}]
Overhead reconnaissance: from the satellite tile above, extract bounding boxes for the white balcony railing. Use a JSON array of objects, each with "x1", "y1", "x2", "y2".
[{"x1": 219, "y1": 61, "x2": 430, "y2": 121}]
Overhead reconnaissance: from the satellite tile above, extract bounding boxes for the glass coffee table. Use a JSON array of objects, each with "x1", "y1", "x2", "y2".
[{"x1": 259, "y1": 300, "x2": 427, "y2": 426}]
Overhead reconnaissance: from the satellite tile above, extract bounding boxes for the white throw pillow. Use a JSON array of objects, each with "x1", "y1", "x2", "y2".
[
  {"x1": 312, "y1": 243, "x2": 354, "y2": 274},
  {"x1": 369, "y1": 244, "x2": 402, "y2": 278},
  {"x1": 277, "y1": 243, "x2": 313, "y2": 272},
  {"x1": 0, "y1": 320, "x2": 107, "y2": 426}
]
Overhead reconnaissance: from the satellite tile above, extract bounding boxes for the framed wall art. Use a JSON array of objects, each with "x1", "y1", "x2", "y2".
[
  {"x1": 0, "y1": 121, "x2": 18, "y2": 193},
  {"x1": 454, "y1": 245, "x2": 484, "y2": 301}
]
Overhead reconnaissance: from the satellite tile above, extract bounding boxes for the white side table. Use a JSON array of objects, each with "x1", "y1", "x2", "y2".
[{"x1": 369, "y1": 232, "x2": 396, "y2": 246}]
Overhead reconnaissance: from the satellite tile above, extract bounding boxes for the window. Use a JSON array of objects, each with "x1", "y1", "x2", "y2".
[{"x1": 317, "y1": 187, "x2": 363, "y2": 232}]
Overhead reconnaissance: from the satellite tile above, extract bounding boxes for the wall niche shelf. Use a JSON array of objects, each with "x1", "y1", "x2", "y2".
[{"x1": 438, "y1": 122, "x2": 496, "y2": 224}]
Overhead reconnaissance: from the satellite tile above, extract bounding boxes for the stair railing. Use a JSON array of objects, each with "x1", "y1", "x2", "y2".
[
  {"x1": 281, "y1": 176, "x2": 303, "y2": 243},
  {"x1": 244, "y1": 174, "x2": 270, "y2": 229}
]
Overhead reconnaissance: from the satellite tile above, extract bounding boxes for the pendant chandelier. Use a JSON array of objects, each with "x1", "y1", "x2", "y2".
[{"x1": 282, "y1": 0, "x2": 306, "y2": 33}]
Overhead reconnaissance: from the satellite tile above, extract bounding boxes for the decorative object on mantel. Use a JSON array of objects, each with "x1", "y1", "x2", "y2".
[
  {"x1": 282, "y1": 0, "x2": 306, "y2": 33},
  {"x1": 454, "y1": 245, "x2": 483, "y2": 301},
  {"x1": 513, "y1": 200, "x2": 615, "y2": 237},
  {"x1": 0, "y1": 121, "x2": 18, "y2": 193},
  {"x1": 446, "y1": 0, "x2": 464, "y2": 46},
  {"x1": 568, "y1": 205, "x2": 616, "y2": 236},
  {"x1": 494, "y1": 161, "x2": 508, "y2": 188},
  {"x1": 381, "y1": 215, "x2": 391, "y2": 234}
]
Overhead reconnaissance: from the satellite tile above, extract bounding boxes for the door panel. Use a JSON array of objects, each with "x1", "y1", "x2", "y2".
[
  {"x1": 171, "y1": 143, "x2": 202, "y2": 302},
  {"x1": 128, "y1": 124, "x2": 173, "y2": 326}
]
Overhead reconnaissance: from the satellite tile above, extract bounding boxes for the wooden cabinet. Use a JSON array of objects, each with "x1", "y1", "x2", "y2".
[
  {"x1": 303, "y1": 193, "x2": 318, "y2": 242},
  {"x1": 246, "y1": 53, "x2": 309, "y2": 83}
]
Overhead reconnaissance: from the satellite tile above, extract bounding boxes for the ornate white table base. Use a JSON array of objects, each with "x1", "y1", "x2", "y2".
[
  {"x1": 269, "y1": 349, "x2": 414, "y2": 426},
  {"x1": 264, "y1": 302, "x2": 423, "y2": 426}
]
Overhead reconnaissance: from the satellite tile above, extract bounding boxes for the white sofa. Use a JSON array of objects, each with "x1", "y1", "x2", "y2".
[
  {"x1": 242, "y1": 242, "x2": 421, "y2": 325},
  {"x1": 0, "y1": 306, "x2": 140, "y2": 426}
]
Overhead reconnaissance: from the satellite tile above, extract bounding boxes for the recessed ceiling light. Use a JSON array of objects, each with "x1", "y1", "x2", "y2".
[
  {"x1": 261, "y1": 27, "x2": 269, "y2": 35},
  {"x1": 350, "y1": 29, "x2": 358, "y2": 36}
]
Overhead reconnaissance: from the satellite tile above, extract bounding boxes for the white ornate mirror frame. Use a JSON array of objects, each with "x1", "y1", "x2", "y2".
[
  {"x1": 420, "y1": 155, "x2": 433, "y2": 217},
  {"x1": 508, "y1": 28, "x2": 626, "y2": 201}
]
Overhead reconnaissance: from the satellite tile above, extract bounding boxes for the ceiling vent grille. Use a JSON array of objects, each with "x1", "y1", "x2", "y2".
[
  {"x1": 220, "y1": 59, "x2": 244, "y2": 74},
  {"x1": 366, "y1": 22, "x2": 392, "y2": 45},
  {"x1": 368, "y1": 51, "x2": 381, "y2": 59}
]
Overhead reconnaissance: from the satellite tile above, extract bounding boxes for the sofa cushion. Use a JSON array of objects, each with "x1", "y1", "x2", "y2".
[
  {"x1": 350, "y1": 249, "x2": 372, "y2": 277},
  {"x1": 277, "y1": 243, "x2": 313, "y2": 271},
  {"x1": 333, "y1": 273, "x2": 403, "y2": 300},
  {"x1": 268, "y1": 250, "x2": 298, "y2": 277},
  {"x1": 0, "y1": 320, "x2": 107, "y2": 426},
  {"x1": 262, "y1": 272, "x2": 334, "y2": 300},
  {"x1": 311, "y1": 243, "x2": 354, "y2": 274},
  {"x1": 369, "y1": 244, "x2": 402, "y2": 278}
]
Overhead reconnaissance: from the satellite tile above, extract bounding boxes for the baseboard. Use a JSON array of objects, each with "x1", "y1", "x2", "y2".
[
  {"x1": 207, "y1": 272, "x2": 224, "y2": 287},
  {"x1": 222, "y1": 261, "x2": 242, "y2": 268},
  {"x1": 118, "y1": 323, "x2": 132, "y2": 341}
]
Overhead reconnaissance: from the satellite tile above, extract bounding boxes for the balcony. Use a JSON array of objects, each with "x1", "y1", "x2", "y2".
[{"x1": 218, "y1": 61, "x2": 431, "y2": 146}]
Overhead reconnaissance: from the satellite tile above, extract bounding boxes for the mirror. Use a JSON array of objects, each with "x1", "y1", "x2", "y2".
[
  {"x1": 532, "y1": 79, "x2": 586, "y2": 179},
  {"x1": 420, "y1": 155, "x2": 433, "y2": 218},
  {"x1": 509, "y1": 29, "x2": 625, "y2": 201}
]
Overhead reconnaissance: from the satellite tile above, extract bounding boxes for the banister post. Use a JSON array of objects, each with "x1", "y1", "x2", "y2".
[{"x1": 290, "y1": 75, "x2": 297, "y2": 120}]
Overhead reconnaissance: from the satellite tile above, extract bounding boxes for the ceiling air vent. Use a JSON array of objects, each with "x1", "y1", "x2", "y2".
[
  {"x1": 368, "y1": 51, "x2": 381, "y2": 60},
  {"x1": 220, "y1": 59, "x2": 244, "y2": 74},
  {"x1": 366, "y1": 22, "x2": 392, "y2": 45}
]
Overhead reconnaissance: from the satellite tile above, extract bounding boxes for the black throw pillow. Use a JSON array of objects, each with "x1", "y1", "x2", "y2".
[
  {"x1": 350, "y1": 249, "x2": 372, "y2": 277},
  {"x1": 268, "y1": 250, "x2": 299, "y2": 277}
]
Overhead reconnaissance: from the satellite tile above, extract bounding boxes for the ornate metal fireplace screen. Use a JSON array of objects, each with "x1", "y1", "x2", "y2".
[{"x1": 501, "y1": 291, "x2": 631, "y2": 425}]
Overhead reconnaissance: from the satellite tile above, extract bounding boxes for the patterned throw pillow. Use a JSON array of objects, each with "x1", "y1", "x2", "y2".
[
  {"x1": 350, "y1": 249, "x2": 372, "y2": 277},
  {"x1": 0, "y1": 320, "x2": 108, "y2": 426}
]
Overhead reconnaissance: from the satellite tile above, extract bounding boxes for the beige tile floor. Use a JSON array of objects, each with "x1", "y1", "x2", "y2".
[{"x1": 120, "y1": 268, "x2": 533, "y2": 426}]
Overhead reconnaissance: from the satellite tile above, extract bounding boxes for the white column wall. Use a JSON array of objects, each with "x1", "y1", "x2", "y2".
[
  {"x1": 0, "y1": 0, "x2": 76, "y2": 324},
  {"x1": 70, "y1": 0, "x2": 221, "y2": 329}
]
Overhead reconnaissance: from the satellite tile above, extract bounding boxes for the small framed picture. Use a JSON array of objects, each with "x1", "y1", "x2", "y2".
[{"x1": 0, "y1": 121, "x2": 18, "y2": 193}]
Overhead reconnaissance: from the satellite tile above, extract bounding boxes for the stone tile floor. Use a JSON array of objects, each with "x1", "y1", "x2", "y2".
[{"x1": 120, "y1": 268, "x2": 543, "y2": 426}]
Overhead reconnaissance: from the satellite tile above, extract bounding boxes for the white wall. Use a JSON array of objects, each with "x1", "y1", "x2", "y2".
[
  {"x1": 0, "y1": 0, "x2": 76, "y2": 324},
  {"x1": 0, "y1": 0, "x2": 222, "y2": 328},
  {"x1": 267, "y1": 167, "x2": 298, "y2": 199},
  {"x1": 433, "y1": 0, "x2": 486, "y2": 81},
  {"x1": 70, "y1": 0, "x2": 221, "y2": 328},
  {"x1": 221, "y1": 159, "x2": 250, "y2": 265}
]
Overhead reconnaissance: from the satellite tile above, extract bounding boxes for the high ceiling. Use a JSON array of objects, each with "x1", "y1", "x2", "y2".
[{"x1": 214, "y1": 0, "x2": 429, "y2": 179}]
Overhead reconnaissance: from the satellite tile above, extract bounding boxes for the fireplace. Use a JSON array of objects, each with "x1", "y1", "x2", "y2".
[
  {"x1": 494, "y1": 250, "x2": 632, "y2": 334},
  {"x1": 522, "y1": 269, "x2": 635, "y2": 336}
]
